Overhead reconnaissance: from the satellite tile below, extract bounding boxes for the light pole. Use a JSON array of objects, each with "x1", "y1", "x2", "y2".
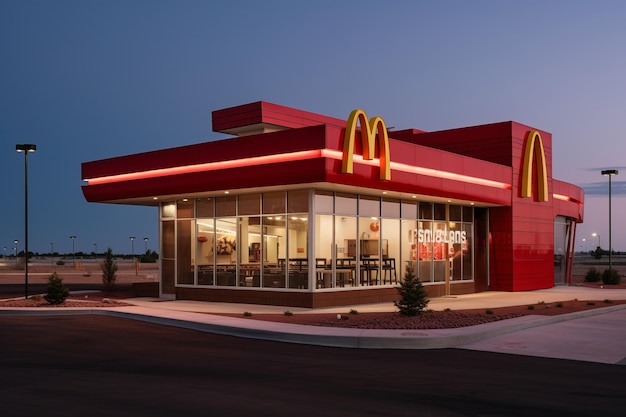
[
  {"x1": 3, "y1": 246, "x2": 6, "y2": 259},
  {"x1": 14, "y1": 240, "x2": 18, "y2": 264},
  {"x1": 50, "y1": 242, "x2": 54, "y2": 266},
  {"x1": 130, "y1": 236, "x2": 136, "y2": 275},
  {"x1": 16, "y1": 144, "x2": 36, "y2": 299},
  {"x1": 69, "y1": 235, "x2": 76, "y2": 268},
  {"x1": 601, "y1": 169, "x2": 619, "y2": 275},
  {"x1": 94, "y1": 243, "x2": 97, "y2": 261},
  {"x1": 144, "y1": 237, "x2": 149, "y2": 253}
]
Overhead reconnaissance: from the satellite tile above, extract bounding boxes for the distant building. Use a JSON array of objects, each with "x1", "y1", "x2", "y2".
[{"x1": 82, "y1": 101, "x2": 583, "y2": 308}]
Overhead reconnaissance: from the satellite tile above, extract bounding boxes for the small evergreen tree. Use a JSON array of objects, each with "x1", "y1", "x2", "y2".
[
  {"x1": 101, "y1": 247, "x2": 118, "y2": 291},
  {"x1": 44, "y1": 272, "x2": 69, "y2": 305},
  {"x1": 394, "y1": 262, "x2": 429, "y2": 316},
  {"x1": 602, "y1": 269, "x2": 621, "y2": 285}
]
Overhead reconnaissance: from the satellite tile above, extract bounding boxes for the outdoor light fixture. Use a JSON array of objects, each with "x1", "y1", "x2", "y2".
[
  {"x1": 69, "y1": 235, "x2": 76, "y2": 268},
  {"x1": 16, "y1": 144, "x2": 36, "y2": 299},
  {"x1": 601, "y1": 169, "x2": 619, "y2": 275},
  {"x1": 144, "y1": 237, "x2": 149, "y2": 252},
  {"x1": 592, "y1": 232, "x2": 601, "y2": 248}
]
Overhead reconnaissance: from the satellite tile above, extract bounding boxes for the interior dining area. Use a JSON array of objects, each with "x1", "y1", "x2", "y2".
[{"x1": 160, "y1": 190, "x2": 482, "y2": 299}]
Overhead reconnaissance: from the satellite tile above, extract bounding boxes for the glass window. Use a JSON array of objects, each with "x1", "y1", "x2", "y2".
[
  {"x1": 162, "y1": 220, "x2": 175, "y2": 259},
  {"x1": 215, "y1": 196, "x2": 236, "y2": 217},
  {"x1": 449, "y1": 205, "x2": 462, "y2": 222},
  {"x1": 196, "y1": 218, "x2": 215, "y2": 286},
  {"x1": 463, "y1": 206, "x2": 474, "y2": 222},
  {"x1": 314, "y1": 191, "x2": 333, "y2": 213},
  {"x1": 381, "y1": 218, "x2": 400, "y2": 285},
  {"x1": 433, "y1": 221, "x2": 447, "y2": 281},
  {"x1": 382, "y1": 198, "x2": 400, "y2": 218},
  {"x1": 314, "y1": 214, "x2": 333, "y2": 288},
  {"x1": 359, "y1": 196, "x2": 380, "y2": 217},
  {"x1": 177, "y1": 199, "x2": 194, "y2": 218},
  {"x1": 287, "y1": 190, "x2": 308, "y2": 213},
  {"x1": 239, "y1": 216, "x2": 261, "y2": 287},
  {"x1": 335, "y1": 193, "x2": 357, "y2": 215},
  {"x1": 417, "y1": 220, "x2": 433, "y2": 282},
  {"x1": 434, "y1": 204, "x2": 446, "y2": 221},
  {"x1": 176, "y1": 220, "x2": 194, "y2": 285},
  {"x1": 196, "y1": 198, "x2": 214, "y2": 218},
  {"x1": 262, "y1": 216, "x2": 285, "y2": 288},
  {"x1": 401, "y1": 219, "x2": 418, "y2": 282},
  {"x1": 215, "y1": 217, "x2": 237, "y2": 286},
  {"x1": 239, "y1": 194, "x2": 260, "y2": 216},
  {"x1": 462, "y1": 223, "x2": 473, "y2": 281},
  {"x1": 449, "y1": 220, "x2": 462, "y2": 281},
  {"x1": 287, "y1": 215, "x2": 309, "y2": 289},
  {"x1": 419, "y1": 202, "x2": 432, "y2": 219},
  {"x1": 161, "y1": 202, "x2": 175, "y2": 219},
  {"x1": 335, "y1": 216, "x2": 357, "y2": 287},
  {"x1": 263, "y1": 192, "x2": 286, "y2": 214},
  {"x1": 401, "y1": 200, "x2": 417, "y2": 219}
]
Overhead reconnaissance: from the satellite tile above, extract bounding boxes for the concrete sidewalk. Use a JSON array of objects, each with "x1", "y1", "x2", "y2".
[{"x1": 2, "y1": 286, "x2": 626, "y2": 364}]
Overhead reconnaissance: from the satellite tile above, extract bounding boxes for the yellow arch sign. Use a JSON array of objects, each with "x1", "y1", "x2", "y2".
[
  {"x1": 341, "y1": 109, "x2": 391, "y2": 180},
  {"x1": 521, "y1": 130, "x2": 549, "y2": 202}
]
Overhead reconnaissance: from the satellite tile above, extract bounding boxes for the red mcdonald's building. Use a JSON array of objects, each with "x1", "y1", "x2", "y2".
[{"x1": 82, "y1": 101, "x2": 584, "y2": 308}]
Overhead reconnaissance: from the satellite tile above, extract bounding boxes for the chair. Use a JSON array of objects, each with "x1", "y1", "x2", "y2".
[
  {"x1": 382, "y1": 258, "x2": 397, "y2": 284},
  {"x1": 360, "y1": 258, "x2": 379, "y2": 285}
]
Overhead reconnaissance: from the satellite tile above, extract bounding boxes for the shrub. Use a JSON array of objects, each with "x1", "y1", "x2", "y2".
[
  {"x1": 100, "y1": 248, "x2": 118, "y2": 291},
  {"x1": 56, "y1": 260, "x2": 65, "y2": 266},
  {"x1": 602, "y1": 269, "x2": 621, "y2": 285},
  {"x1": 584, "y1": 267, "x2": 602, "y2": 282},
  {"x1": 527, "y1": 305, "x2": 535, "y2": 310},
  {"x1": 394, "y1": 263, "x2": 429, "y2": 316},
  {"x1": 604, "y1": 299, "x2": 613, "y2": 304},
  {"x1": 44, "y1": 272, "x2": 69, "y2": 305},
  {"x1": 243, "y1": 311, "x2": 252, "y2": 316},
  {"x1": 485, "y1": 309, "x2": 494, "y2": 315},
  {"x1": 283, "y1": 311, "x2": 293, "y2": 316},
  {"x1": 556, "y1": 302, "x2": 563, "y2": 308},
  {"x1": 349, "y1": 309, "x2": 359, "y2": 315}
]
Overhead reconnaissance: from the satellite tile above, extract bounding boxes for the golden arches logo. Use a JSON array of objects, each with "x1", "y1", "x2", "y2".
[
  {"x1": 341, "y1": 109, "x2": 391, "y2": 180},
  {"x1": 521, "y1": 130, "x2": 549, "y2": 202}
]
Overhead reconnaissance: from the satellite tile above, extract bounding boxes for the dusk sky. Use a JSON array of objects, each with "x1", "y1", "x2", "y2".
[{"x1": 1, "y1": 0, "x2": 625, "y2": 256}]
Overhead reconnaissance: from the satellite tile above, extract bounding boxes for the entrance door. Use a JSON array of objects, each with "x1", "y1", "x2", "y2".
[{"x1": 554, "y1": 217, "x2": 568, "y2": 285}]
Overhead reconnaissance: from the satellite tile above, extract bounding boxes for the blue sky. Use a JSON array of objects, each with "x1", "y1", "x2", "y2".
[{"x1": 1, "y1": 0, "x2": 625, "y2": 255}]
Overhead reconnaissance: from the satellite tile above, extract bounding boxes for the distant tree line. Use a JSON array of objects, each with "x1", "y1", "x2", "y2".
[{"x1": 2, "y1": 249, "x2": 159, "y2": 263}]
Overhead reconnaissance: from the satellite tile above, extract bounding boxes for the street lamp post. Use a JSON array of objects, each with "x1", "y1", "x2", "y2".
[
  {"x1": 94, "y1": 243, "x2": 97, "y2": 261},
  {"x1": 144, "y1": 237, "x2": 149, "y2": 253},
  {"x1": 130, "y1": 236, "x2": 136, "y2": 275},
  {"x1": 50, "y1": 242, "x2": 54, "y2": 266},
  {"x1": 69, "y1": 235, "x2": 76, "y2": 268},
  {"x1": 14, "y1": 240, "x2": 18, "y2": 264},
  {"x1": 601, "y1": 169, "x2": 619, "y2": 275},
  {"x1": 16, "y1": 144, "x2": 36, "y2": 299}
]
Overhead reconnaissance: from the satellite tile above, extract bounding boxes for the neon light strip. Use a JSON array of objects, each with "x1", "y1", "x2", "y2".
[
  {"x1": 553, "y1": 193, "x2": 583, "y2": 205},
  {"x1": 322, "y1": 149, "x2": 510, "y2": 189},
  {"x1": 86, "y1": 148, "x2": 510, "y2": 190},
  {"x1": 86, "y1": 150, "x2": 323, "y2": 185}
]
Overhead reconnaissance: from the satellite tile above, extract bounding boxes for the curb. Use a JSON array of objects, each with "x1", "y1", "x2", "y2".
[{"x1": 2, "y1": 303, "x2": 626, "y2": 349}]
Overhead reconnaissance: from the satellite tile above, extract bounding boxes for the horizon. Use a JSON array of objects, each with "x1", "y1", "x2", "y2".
[{"x1": 1, "y1": 1, "x2": 625, "y2": 254}]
